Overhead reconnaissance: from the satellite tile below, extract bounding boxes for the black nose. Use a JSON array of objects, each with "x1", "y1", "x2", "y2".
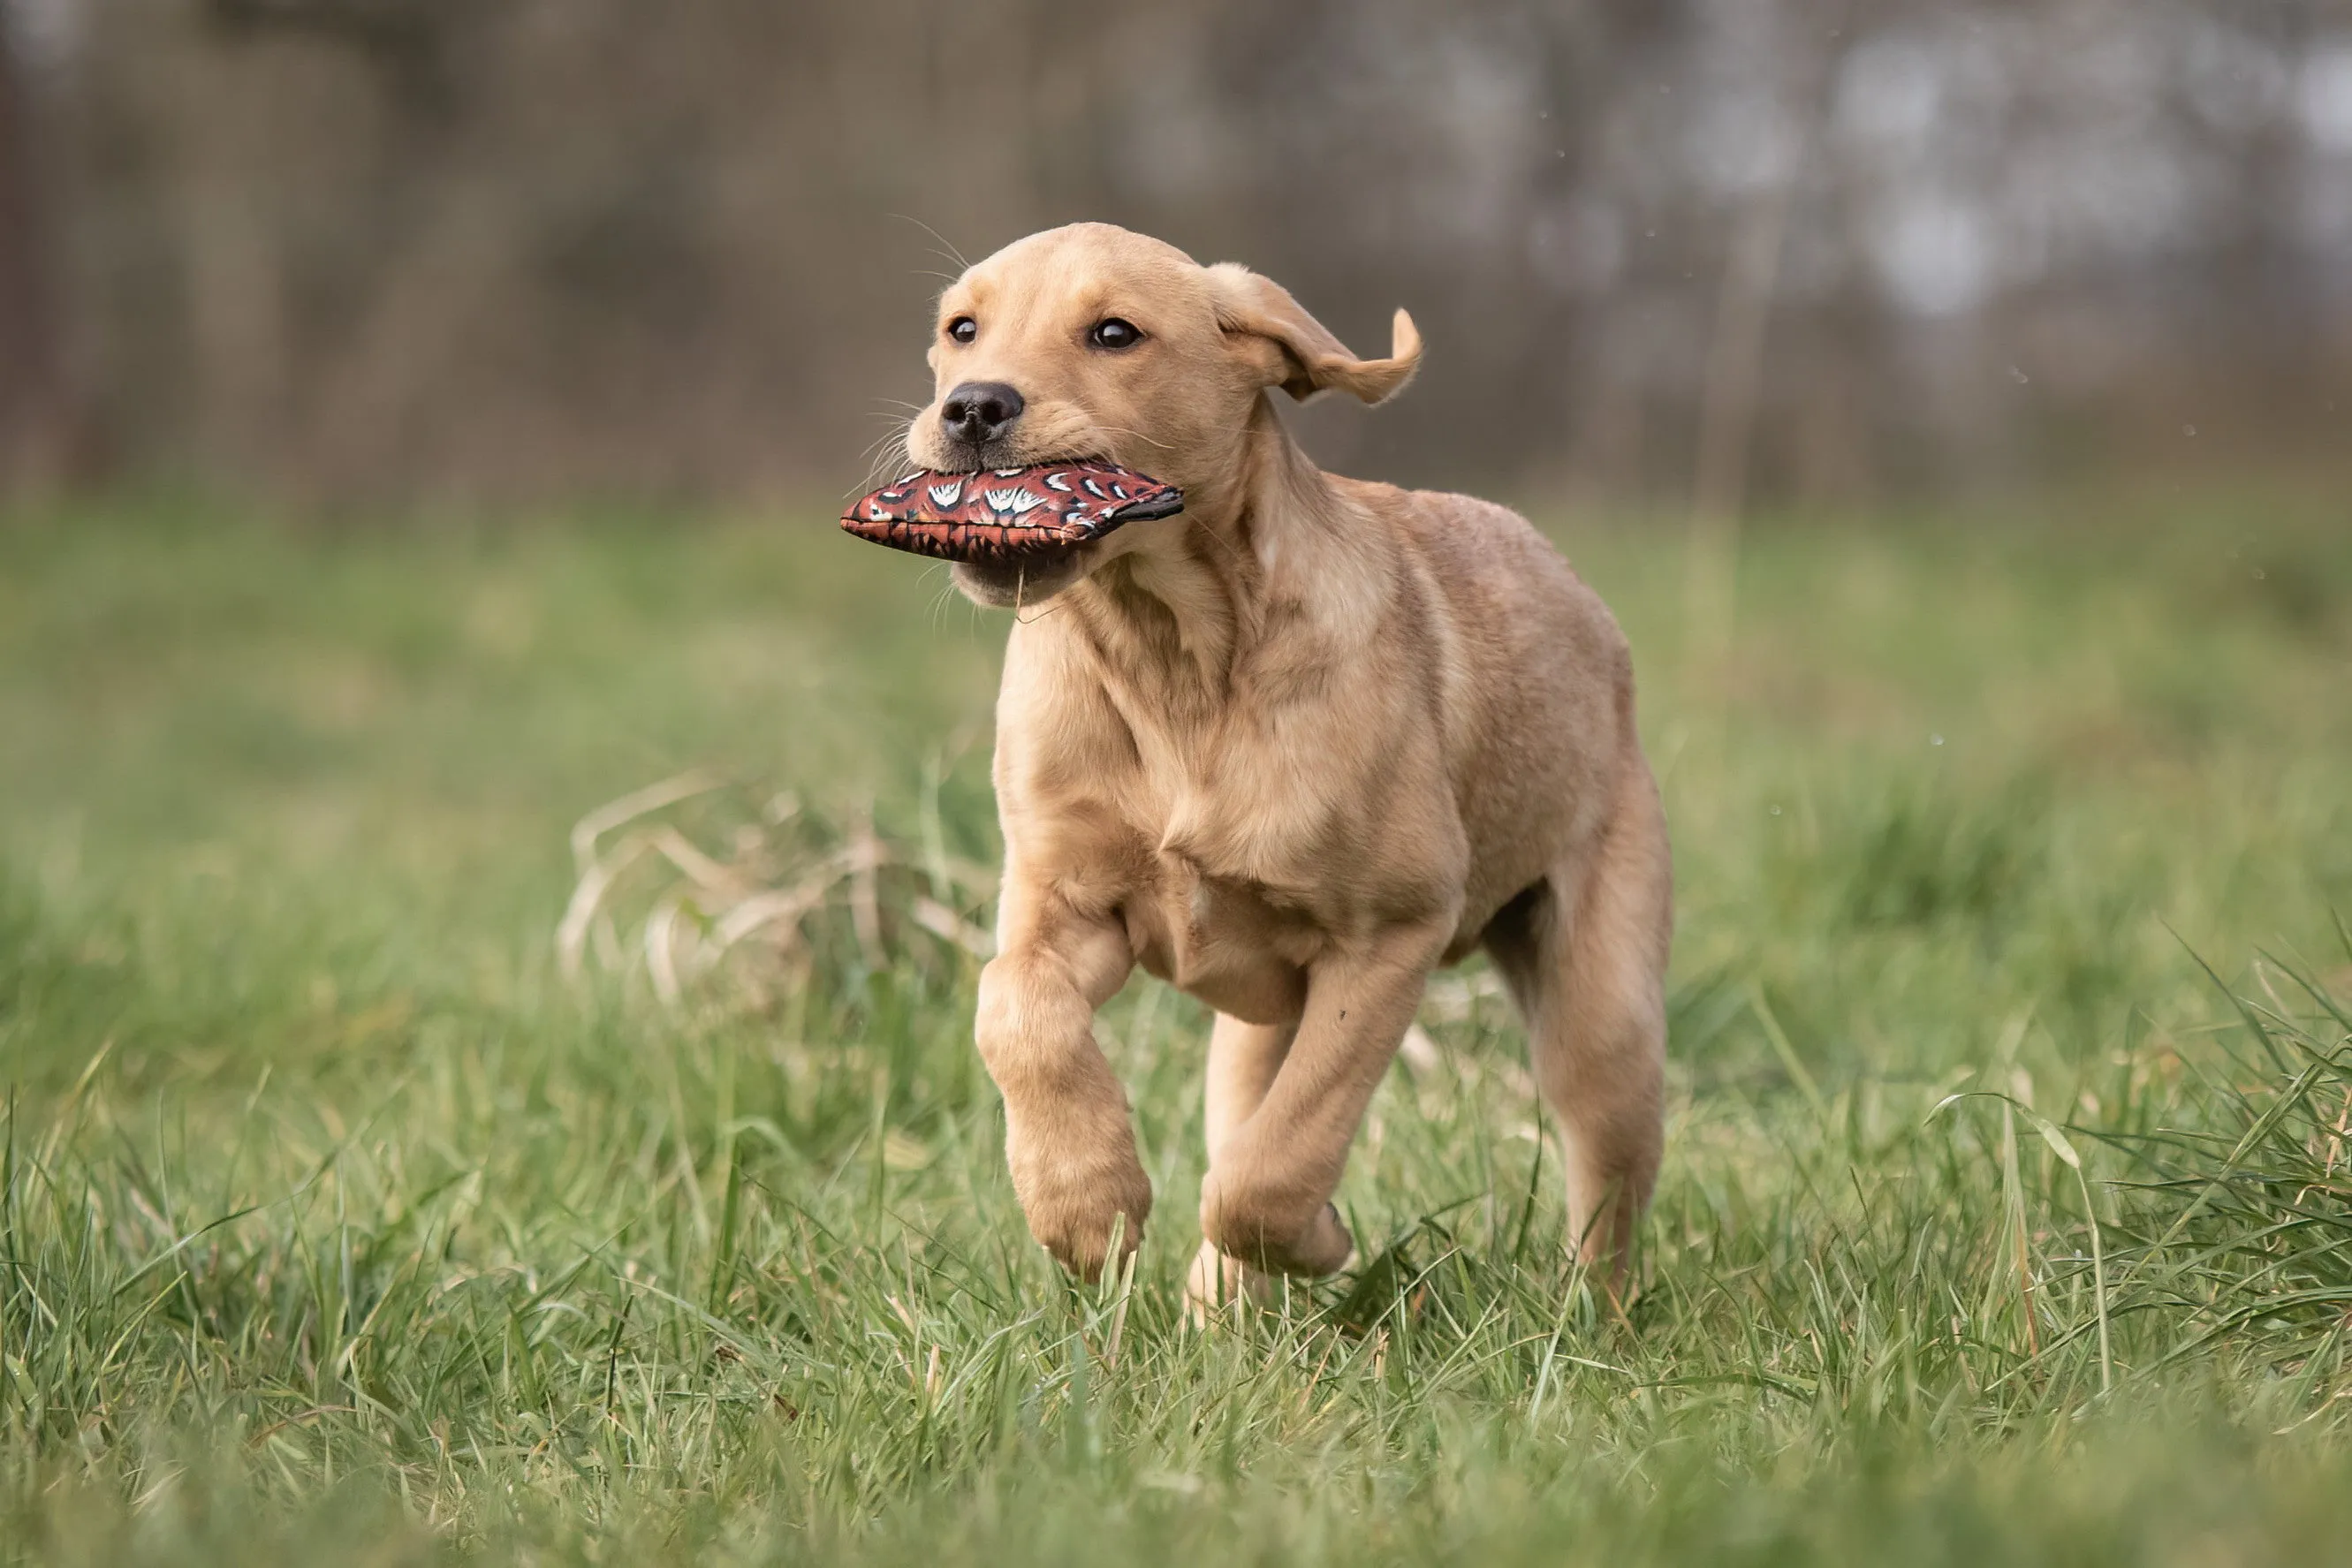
[{"x1": 939, "y1": 381, "x2": 1025, "y2": 448}]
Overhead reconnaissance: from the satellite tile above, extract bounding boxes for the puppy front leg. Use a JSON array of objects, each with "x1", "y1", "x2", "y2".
[
  {"x1": 974, "y1": 894, "x2": 1149, "y2": 1282},
  {"x1": 1199, "y1": 919, "x2": 1448, "y2": 1277}
]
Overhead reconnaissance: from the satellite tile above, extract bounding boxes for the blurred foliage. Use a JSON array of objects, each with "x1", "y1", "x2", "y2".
[{"x1": 2, "y1": 0, "x2": 2349, "y2": 501}]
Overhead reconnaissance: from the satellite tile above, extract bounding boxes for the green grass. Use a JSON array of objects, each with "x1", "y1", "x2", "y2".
[{"x1": 3, "y1": 486, "x2": 2349, "y2": 1564}]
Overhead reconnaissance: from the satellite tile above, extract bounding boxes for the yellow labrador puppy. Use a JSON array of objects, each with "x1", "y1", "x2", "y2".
[{"x1": 901, "y1": 223, "x2": 1671, "y2": 1310}]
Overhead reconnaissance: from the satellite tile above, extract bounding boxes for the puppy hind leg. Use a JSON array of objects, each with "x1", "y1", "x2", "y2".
[
  {"x1": 1196, "y1": 920, "x2": 1445, "y2": 1281},
  {"x1": 1185, "y1": 1014, "x2": 1294, "y2": 1322},
  {"x1": 1487, "y1": 767, "x2": 1672, "y2": 1296}
]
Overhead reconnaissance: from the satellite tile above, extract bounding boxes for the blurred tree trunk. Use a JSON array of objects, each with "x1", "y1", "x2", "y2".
[{"x1": 0, "y1": 24, "x2": 72, "y2": 495}]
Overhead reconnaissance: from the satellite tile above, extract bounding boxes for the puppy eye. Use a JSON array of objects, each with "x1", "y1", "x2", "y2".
[
  {"x1": 946, "y1": 317, "x2": 978, "y2": 345},
  {"x1": 1088, "y1": 318, "x2": 1143, "y2": 350}
]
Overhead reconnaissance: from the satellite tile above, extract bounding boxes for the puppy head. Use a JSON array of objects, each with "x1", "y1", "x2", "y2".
[{"x1": 907, "y1": 223, "x2": 1421, "y2": 607}]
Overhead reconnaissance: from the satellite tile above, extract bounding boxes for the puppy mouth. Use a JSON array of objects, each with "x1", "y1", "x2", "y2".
[
  {"x1": 933, "y1": 441, "x2": 1103, "y2": 475},
  {"x1": 925, "y1": 421, "x2": 1119, "y2": 474},
  {"x1": 950, "y1": 552, "x2": 1089, "y2": 608},
  {"x1": 935, "y1": 452, "x2": 1112, "y2": 607},
  {"x1": 934, "y1": 436, "x2": 1005, "y2": 472}
]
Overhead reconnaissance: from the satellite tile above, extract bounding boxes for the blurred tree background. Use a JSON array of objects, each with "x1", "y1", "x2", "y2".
[{"x1": 0, "y1": 0, "x2": 2347, "y2": 505}]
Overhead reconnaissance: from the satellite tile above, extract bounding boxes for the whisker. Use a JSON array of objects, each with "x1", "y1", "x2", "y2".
[
  {"x1": 887, "y1": 214, "x2": 970, "y2": 273},
  {"x1": 850, "y1": 426, "x2": 917, "y2": 498},
  {"x1": 1089, "y1": 424, "x2": 1177, "y2": 451},
  {"x1": 925, "y1": 564, "x2": 960, "y2": 633},
  {"x1": 1011, "y1": 564, "x2": 1072, "y2": 625}
]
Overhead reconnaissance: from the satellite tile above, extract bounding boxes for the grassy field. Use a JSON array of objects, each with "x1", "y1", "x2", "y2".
[{"x1": 3, "y1": 486, "x2": 2349, "y2": 1564}]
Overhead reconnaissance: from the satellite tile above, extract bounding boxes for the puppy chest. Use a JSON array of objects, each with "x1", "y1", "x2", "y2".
[{"x1": 1122, "y1": 863, "x2": 1316, "y2": 1026}]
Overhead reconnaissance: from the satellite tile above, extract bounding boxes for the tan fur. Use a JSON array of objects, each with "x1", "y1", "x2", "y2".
[{"x1": 901, "y1": 223, "x2": 1671, "y2": 1308}]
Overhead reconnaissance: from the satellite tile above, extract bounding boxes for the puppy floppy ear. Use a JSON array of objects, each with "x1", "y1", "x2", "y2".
[{"x1": 1208, "y1": 263, "x2": 1423, "y2": 405}]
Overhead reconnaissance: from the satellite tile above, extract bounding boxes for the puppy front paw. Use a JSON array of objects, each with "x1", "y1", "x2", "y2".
[
  {"x1": 1199, "y1": 1175, "x2": 1354, "y2": 1278},
  {"x1": 1267, "y1": 1202, "x2": 1354, "y2": 1276},
  {"x1": 1009, "y1": 1135, "x2": 1153, "y2": 1283}
]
